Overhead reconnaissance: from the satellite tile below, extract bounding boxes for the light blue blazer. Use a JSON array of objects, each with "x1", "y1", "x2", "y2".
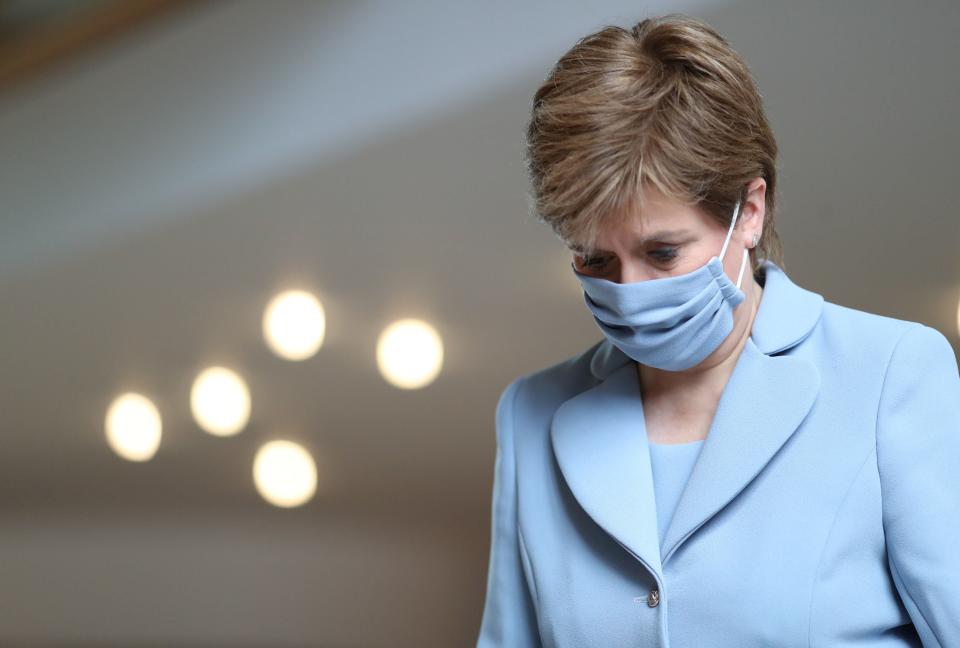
[{"x1": 476, "y1": 259, "x2": 960, "y2": 647}]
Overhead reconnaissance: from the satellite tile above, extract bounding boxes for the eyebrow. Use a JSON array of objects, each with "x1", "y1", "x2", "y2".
[{"x1": 569, "y1": 229, "x2": 692, "y2": 256}]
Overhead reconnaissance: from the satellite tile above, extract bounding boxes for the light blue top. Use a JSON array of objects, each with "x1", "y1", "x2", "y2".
[
  {"x1": 648, "y1": 439, "x2": 705, "y2": 552},
  {"x1": 477, "y1": 258, "x2": 960, "y2": 648}
]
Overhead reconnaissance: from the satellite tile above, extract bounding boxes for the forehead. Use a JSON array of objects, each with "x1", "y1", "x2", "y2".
[
  {"x1": 568, "y1": 209, "x2": 705, "y2": 255},
  {"x1": 568, "y1": 227, "x2": 694, "y2": 254}
]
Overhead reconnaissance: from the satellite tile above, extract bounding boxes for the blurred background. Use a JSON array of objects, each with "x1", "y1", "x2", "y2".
[{"x1": 0, "y1": 0, "x2": 957, "y2": 646}]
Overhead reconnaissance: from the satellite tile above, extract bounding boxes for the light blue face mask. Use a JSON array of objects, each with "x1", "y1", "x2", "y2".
[{"x1": 571, "y1": 198, "x2": 750, "y2": 371}]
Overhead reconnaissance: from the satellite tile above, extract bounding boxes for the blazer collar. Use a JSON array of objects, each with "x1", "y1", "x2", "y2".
[
  {"x1": 553, "y1": 258, "x2": 824, "y2": 581},
  {"x1": 588, "y1": 258, "x2": 825, "y2": 380}
]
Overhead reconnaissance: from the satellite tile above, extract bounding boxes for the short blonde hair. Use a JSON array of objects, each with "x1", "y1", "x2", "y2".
[{"x1": 523, "y1": 13, "x2": 784, "y2": 273}]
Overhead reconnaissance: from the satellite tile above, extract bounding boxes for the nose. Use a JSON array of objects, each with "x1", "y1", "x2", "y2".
[{"x1": 616, "y1": 258, "x2": 650, "y2": 284}]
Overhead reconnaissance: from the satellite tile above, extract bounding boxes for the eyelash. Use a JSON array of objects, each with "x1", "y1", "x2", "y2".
[
  {"x1": 652, "y1": 247, "x2": 679, "y2": 262},
  {"x1": 581, "y1": 247, "x2": 679, "y2": 267}
]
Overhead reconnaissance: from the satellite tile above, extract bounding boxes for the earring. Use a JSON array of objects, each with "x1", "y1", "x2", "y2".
[{"x1": 751, "y1": 233, "x2": 760, "y2": 248}]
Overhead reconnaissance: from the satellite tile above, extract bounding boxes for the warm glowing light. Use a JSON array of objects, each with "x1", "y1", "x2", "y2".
[
  {"x1": 262, "y1": 289, "x2": 326, "y2": 361},
  {"x1": 252, "y1": 440, "x2": 318, "y2": 508},
  {"x1": 376, "y1": 318, "x2": 444, "y2": 389},
  {"x1": 190, "y1": 366, "x2": 251, "y2": 436},
  {"x1": 105, "y1": 392, "x2": 162, "y2": 461}
]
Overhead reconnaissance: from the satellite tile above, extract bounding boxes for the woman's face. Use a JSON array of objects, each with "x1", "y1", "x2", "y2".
[{"x1": 570, "y1": 182, "x2": 764, "y2": 285}]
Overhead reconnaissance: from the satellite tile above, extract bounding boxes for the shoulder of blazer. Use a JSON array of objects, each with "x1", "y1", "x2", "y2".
[
  {"x1": 503, "y1": 338, "x2": 604, "y2": 422},
  {"x1": 508, "y1": 258, "x2": 952, "y2": 417}
]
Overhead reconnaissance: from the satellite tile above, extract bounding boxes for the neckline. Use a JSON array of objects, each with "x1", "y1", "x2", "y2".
[{"x1": 649, "y1": 438, "x2": 705, "y2": 447}]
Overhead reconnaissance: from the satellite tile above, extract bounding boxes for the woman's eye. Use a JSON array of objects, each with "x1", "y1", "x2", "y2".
[
  {"x1": 577, "y1": 255, "x2": 610, "y2": 269},
  {"x1": 650, "y1": 247, "x2": 678, "y2": 262}
]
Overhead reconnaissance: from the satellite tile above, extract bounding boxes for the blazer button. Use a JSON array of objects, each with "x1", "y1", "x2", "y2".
[{"x1": 647, "y1": 588, "x2": 660, "y2": 607}]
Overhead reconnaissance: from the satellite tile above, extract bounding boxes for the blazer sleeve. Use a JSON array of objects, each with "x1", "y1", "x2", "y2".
[
  {"x1": 876, "y1": 323, "x2": 960, "y2": 646},
  {"x1": 476, "y1": 376, "x2": 542, "y2": 648}
]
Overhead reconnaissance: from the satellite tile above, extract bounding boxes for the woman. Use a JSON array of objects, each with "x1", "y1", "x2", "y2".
[{"x1": 476, "y1": 13, "x2": 960, "y2": 648}]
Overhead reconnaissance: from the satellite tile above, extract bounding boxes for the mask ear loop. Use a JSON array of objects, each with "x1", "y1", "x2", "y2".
[
  {"x1": 718, "y1": 197, "x2": 749, "y2": 290},
  {"x1": 735, "y1": 249, "x2": 748, "y2": 289},
  {"x1": 719, "y1": 198, "x2": 741, "y2": 261}
]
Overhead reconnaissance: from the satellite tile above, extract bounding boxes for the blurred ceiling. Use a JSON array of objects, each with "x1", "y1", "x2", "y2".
[{"x1": 0, "y1": 1, "x2": 957, "y2": 645}]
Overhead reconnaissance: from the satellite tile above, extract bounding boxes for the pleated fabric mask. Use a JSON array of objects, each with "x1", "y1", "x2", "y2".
[{"x1": 571, "y1": 198, "x2": 750, "y2": 371}]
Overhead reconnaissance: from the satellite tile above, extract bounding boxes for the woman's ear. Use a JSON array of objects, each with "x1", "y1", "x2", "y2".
[{"x1": 741, "y1": 177, "x2": 766, "y2": 244}]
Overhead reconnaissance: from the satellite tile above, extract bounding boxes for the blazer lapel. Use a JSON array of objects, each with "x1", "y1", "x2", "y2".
[
  {"x1": 551, "y1": 361, "x2": 664, "y2": 578},
  {"x1": 551, "y1": 259, "x2": 825, "y2": 578},
  {"x1": 658, "y1": 336, "x2": 820, "y2": 565}
]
